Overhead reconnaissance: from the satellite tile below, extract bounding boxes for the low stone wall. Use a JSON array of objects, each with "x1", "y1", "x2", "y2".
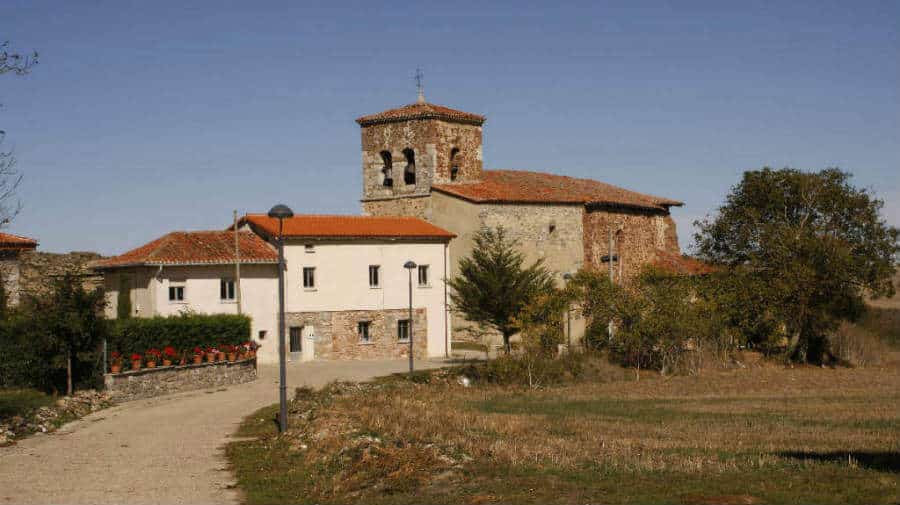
[{"x1": 104, "y1": 359, "x2": 257, "y2": 402}]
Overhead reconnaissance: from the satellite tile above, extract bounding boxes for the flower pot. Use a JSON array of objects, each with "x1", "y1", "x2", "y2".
[
  {"x1": 217, "y1": 352, "x2": 225, "y2": 362},
  {"x1": 146, "y1": 361, "x2": 157, "y2": 369},
  {"x1": 227, "y1": 352, "x2": 236, "y2": 362},
  {"x1": 193, "y1": 355, "x2": 203, "y2": 365},
  {"x1": 110, "y1": 364, "x2": 122, "y2": 374},
  {"x1": 162, "y1": 359, "x2": 172, "y2": 367},
  {"x1": 131, "y1": 360, "x2": 142, "y2": 371},
  {"x1": 206, "y1": 353, "x2": 216, "y2": 363}
]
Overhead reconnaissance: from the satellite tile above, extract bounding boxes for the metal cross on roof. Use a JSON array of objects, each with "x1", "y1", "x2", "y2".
[{"x1": 415, "y1": 67, "x2": 425, "y2": 104}]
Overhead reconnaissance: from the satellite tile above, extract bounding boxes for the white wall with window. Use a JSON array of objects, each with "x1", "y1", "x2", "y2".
[{"x1": 281, "y1": 239, "x2": 450, "y2": 358}]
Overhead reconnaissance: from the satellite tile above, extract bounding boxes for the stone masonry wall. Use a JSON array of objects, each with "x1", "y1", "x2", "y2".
[
  {"x1": 360, "y1": 118, "x2": 483, "y2": 203},
  {"x1": 286, "y1": 308, "x2": 427, "y2": 360},
  {"x1": 104, "y1": 359, "x2": 257, "y2": 402},
  {"x1": 583, "y1": 207, "x2": 680, "y2": 282},
  {"x1": 362, "y1": 195, "x2": 433, "y2": 221},
  {"x1": 19, "y1": 250, "x2": 104, "y2": 297}
]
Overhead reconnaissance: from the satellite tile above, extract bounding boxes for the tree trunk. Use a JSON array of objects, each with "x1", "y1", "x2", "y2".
[{"x1": 66, "y1": 349, "x2": 73, "y2": 396}]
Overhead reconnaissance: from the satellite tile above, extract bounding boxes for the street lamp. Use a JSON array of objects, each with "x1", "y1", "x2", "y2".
[
  {"x1": 562, "y1": 273, "x2": 572, "y2": 350},
  {"x1": 268, "y1": 203, "x2": 294, "y2": 434},
  {"x1": 403, "y1": 260, "x2": 417, "y2": 376}
]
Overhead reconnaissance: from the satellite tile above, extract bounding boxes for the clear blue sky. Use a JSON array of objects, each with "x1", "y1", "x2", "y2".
[{"x1": 3, "y1": 0, "x2": 898, "y2": 255}]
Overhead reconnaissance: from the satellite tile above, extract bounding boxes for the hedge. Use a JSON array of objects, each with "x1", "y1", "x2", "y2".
[{"x1": 108, "y1": 313, "x2": 251, "y2": 356}]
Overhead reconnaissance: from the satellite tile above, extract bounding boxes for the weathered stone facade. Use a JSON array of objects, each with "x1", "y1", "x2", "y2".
[
  {"x1": 103, "y1": 359, "x2": 257, "y2": 402},
  {"x1": 286, "y1": 308, "x2": 427, "y2": 360},
  {"x1": 583, "y1": 207, "x2": 679, "y2": 282},
  {"x1": 362, "y1": 194, "x2": 433, "y2": 221},
  {"x1": 0, "y1": 250, "x2": 104, "y2": 308}
]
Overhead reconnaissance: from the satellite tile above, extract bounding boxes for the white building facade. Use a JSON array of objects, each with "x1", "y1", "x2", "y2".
[{"x1": 96, "y1": 215, "x2": 455, "y2": 364}]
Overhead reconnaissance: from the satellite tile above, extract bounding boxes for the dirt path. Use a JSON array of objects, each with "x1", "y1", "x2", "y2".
[{"x1": 0, "y1": 359, "x2": 449, "y2": 505}]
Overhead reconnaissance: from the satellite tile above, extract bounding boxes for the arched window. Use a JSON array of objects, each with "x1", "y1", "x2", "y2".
[
  {"x1": 449, "y1": 148, "x2": 460, "y2": 181},
  {"x1": 380, "y1": 151, "x2": 393, "y2": 187},
  {"x1": 402, "y1": 148, "x2": 416, "y2": 185}
]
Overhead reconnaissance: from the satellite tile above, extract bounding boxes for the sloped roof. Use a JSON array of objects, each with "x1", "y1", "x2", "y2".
[
  {"x1": 356, "y1": 102, "x2": 485, "y2": 126},
  {"x1": 651, "y1": 251, "x2": 718, "y2": 276},
  {"x1": 94, "y1": 231, "x2": 278, "y2": 269},
  {"x1": 239, "y1": 214, "x2": 455, "y2": 241},
  {"x1": 432, "y1": 170, "x2": 682, "y2": 211},
  {"x1": 0, "y1": 232, "x2": 37, "y2": 250}
]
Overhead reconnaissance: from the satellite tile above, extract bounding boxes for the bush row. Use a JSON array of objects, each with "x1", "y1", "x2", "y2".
[{"x1": 108, "y1": 314, "x2": 251, "y2": 356}]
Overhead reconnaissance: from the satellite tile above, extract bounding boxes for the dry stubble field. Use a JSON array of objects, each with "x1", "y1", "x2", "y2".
[{"x1": 228, "y1": 355, "x2": 900, "y2": 505}]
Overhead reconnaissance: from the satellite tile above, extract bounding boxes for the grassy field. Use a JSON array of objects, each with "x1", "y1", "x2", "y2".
[
  {"x1": 228, "y1": 357, "x2": 900, "y2": 505},
  {"x1": 0, "y1": 389, "x2": 55, "y2": 421}
]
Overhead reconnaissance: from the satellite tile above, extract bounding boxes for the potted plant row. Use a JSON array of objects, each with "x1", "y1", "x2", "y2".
[{"x1": 109, "y1": 341, "x2": 259, "y2": 373}]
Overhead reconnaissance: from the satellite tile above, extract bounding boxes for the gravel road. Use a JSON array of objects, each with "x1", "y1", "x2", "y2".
[{"x1": 0, "y1": 358, "x2": 450, "y2": 505}]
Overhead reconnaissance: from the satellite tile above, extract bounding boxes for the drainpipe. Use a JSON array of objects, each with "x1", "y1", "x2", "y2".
[{"x1": 443, "y1": 241, "x2": 449, "y2": 358}]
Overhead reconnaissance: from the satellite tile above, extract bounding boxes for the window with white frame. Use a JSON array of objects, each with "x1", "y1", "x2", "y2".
[
  {"x1": 417, "y1": 265, "x2": 429, "y2": 286},
  {"x1": 220, "y1": 278, "x2": 236, "y2": 301},
  {"x1": 358, "y1": 321, "x2": 371, "y2": 343},
  {"x1": 168, "y1": 282, "x2": 185, "y2": 302},
  {"x1": 397, "y1": 319, "x2": 410, "y2": 341},
  {"x1": 302, "y1": 267, "x2": 316, "y2": 289},
  {"x1": 368, "y1": 265, "x2": 380, "y2": 288}
]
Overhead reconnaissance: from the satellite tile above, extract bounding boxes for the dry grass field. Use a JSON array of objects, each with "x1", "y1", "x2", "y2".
[{"x1": 228, "y1": 356, "x2": 900, "y2": 505}]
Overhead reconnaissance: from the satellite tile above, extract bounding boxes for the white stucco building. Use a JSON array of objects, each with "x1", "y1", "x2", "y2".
[{"x1": 96, "y1": 215, "x2": 455, "y2": 363}]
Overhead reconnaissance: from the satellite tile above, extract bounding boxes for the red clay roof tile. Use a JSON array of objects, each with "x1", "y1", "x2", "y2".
[
  {"x1": 239, "y1": 214, "x2": 455, "y2": 240},
  {"x1": 356, "y1": 102, "x2": 485, "y2": 126},
  {"x1": 94, "y1": 231, "x2": 278, "y2": 269},
  {"x1": 433, "y1": 170, "x2": 682, "y2": 211},
  {"x1": 0, "y1": 232, "x2": 37, "y2": 249},
  {"x1": 651, "y1": 251, "x2": 718, "y2": 276}
]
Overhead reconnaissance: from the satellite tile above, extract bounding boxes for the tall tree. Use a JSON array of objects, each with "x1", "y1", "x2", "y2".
[
  {"x1": 0, "y1": 41, "x2": 38, "y2": 226},
  {"x1": 34, "y1": 274, "x2": 107, "y2": 395},
  {"x1": 695, "y1": 167, "x2": 898, "y2": 362},
  {"x1": 449, "y1": 226, "x2": 555, "y2": 353}
]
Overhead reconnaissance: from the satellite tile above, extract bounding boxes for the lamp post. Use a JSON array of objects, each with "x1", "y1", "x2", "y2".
[
  {"x1": 562, "y1": 272, "x2": 572, "y2": 350},
  {"x1": 403, "y1": 260, "x2": 417, "y2": 376},
  {"x1": 268, "y1": 203, "x2": 294, "y2": 434}
]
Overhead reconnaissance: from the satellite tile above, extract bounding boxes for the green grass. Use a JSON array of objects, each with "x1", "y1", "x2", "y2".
[{"x1": 0, "y1": 389, "x2": 55, "y2": 420}]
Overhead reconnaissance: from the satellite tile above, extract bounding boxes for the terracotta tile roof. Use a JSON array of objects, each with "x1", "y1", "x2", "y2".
[
  {"x1": 94, "y1": 231, "x2": 278, "y2": 269},
  {"x1": 356, "y1": 102, "x2": 485, "y2": 126},
  {"x1": 239, "y1": 214, "x2": 455, "y2": 241},
  {"x1": 0, "y1": 232, "x2": 37, "y2": 250},
  {"x1": 432, "y1": 170, "x2": 682, "y2": 211},
  {"x1": 651, "y1": 251, "x2": 718, "y2": 276}
]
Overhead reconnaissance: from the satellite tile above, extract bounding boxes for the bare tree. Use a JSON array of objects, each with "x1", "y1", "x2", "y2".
[{"x1": 0, "y1": 41, "x2": 39, "y2": 227}]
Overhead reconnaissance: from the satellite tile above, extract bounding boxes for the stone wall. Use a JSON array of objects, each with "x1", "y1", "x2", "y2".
[
  {"x1": 359, "y1": 118, "x2": 483, "y2": 202},
  {"x1": 0, "y1": 250, "x2": 24, "y2": 307},
  {"x1": 582, "y1": 206, "x2": 680, "y2": 282},
  {"x1": 362, "y1": 194, "x2": 433, "y2": 221},
  {"x1": 286, "y1": 308, "x2": 427, "y2": 360},
  {"x1": 104, "y1": 359, "x2": 257, "y2": 402},
  {"x1": 19, "y1": 250, "x2": 104, "y2": 297}
]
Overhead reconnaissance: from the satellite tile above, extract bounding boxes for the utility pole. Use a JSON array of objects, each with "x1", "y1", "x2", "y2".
[
  {"x1": 234, "y1": 210, "x2": 242, "y2": 314},
  {"x1": 608, "y1": 228, "x2": 615, "y2": 340}
]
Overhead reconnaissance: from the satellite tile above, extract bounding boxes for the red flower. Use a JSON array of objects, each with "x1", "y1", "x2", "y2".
[
  {"x1": 163, "y1": 346, "x2": 177, "y2": 357},
  {"x1": 193, "y1": 346, "x2": 203, "y2": 355},
  {"x1": 146, "y1": 348, "x2": 162, "y2": 359},
  {"x1": 111, "y1": 351, "x2": 121, "y2": 359},
  {"x1": 130, "y1": 353, "x2": 142, "y2": 361}
]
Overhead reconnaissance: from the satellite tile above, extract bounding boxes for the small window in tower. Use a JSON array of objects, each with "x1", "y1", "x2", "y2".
[
  {"x1": 403, "y1": 148, "x2": 416, "y2": 185},
  {"x1": 449, "y1": 148, "x2": 460, "y2": 181},
  {"x1": 380, "y1": 151, "x2": 393, "y2": 187},
  {"x1": 548, "y1": 223, "x2": 557, "y2": 235}
]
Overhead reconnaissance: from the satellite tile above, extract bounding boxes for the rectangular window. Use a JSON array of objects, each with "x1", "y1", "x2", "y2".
[
  {"x1": 358, "y1": 321, "x2": 371, "y2": 343},
  {"x1": 368, "y1": 265, "x2": 380, "y2": 288},
  {"x1": 397, "y1": 319, "x2": 410, "y2": 341},
  {"x1": 418, "y1": 265, "x2": 429, "y2": 286},
  {"x1": 303, "y1": 267, "x2": 316, "y2": 288},
  {"x1": 289, "y1": 326, "x2": 302, "y2": 353},
  {"x1": 220, "y1": 278, "x2": 236, "y2": 301},
  {"x1": 168, "y1": 284, "x2": 185, "y2": 302},
  {"x1": 304, "y1": 244, "x2": 315, "y2": 253}
]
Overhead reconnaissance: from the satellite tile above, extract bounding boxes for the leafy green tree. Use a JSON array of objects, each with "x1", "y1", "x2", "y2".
[
  {"x1": 33, "y1": 274, "x2": 108, "y2": 395},
  {"x1": 449, "y1": 227, "x2": 555, "y2": 353},
  {"x1": 695, "y1": 168, "x2": 898, "y2": 362}
]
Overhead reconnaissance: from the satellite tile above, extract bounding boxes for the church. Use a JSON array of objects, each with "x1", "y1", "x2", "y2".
[{"x1": 357, "y1": 93, "x2": 685, "y2": 340}]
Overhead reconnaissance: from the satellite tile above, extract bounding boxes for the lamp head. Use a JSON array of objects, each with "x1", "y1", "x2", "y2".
[
  {"x1": 563, "y1": 272, "x2": 573, "y2": 281},
  {"x1": 267, "y1": 204, "x2": 294, "y2": 220},
  {"x1": 403, "y1": 260, "x2": 417, "y2": 270}
]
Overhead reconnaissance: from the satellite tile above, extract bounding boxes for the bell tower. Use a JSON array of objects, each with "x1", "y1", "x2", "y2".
[{"x1": 356, "y1": 97, "x2": 485, "y2": 218}]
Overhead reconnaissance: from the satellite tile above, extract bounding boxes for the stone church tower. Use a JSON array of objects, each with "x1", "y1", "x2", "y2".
[{"x1": 357, "y1": 96, "x2": 485, "y2": 220}]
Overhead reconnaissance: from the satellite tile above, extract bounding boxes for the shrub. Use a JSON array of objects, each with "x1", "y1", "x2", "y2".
[
  {"x1": 107, "y1": 313, "x2": 251, "y2": 356},
  {"x1": 829, "y1": 322, "x2": 887, "y2": 367}
]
